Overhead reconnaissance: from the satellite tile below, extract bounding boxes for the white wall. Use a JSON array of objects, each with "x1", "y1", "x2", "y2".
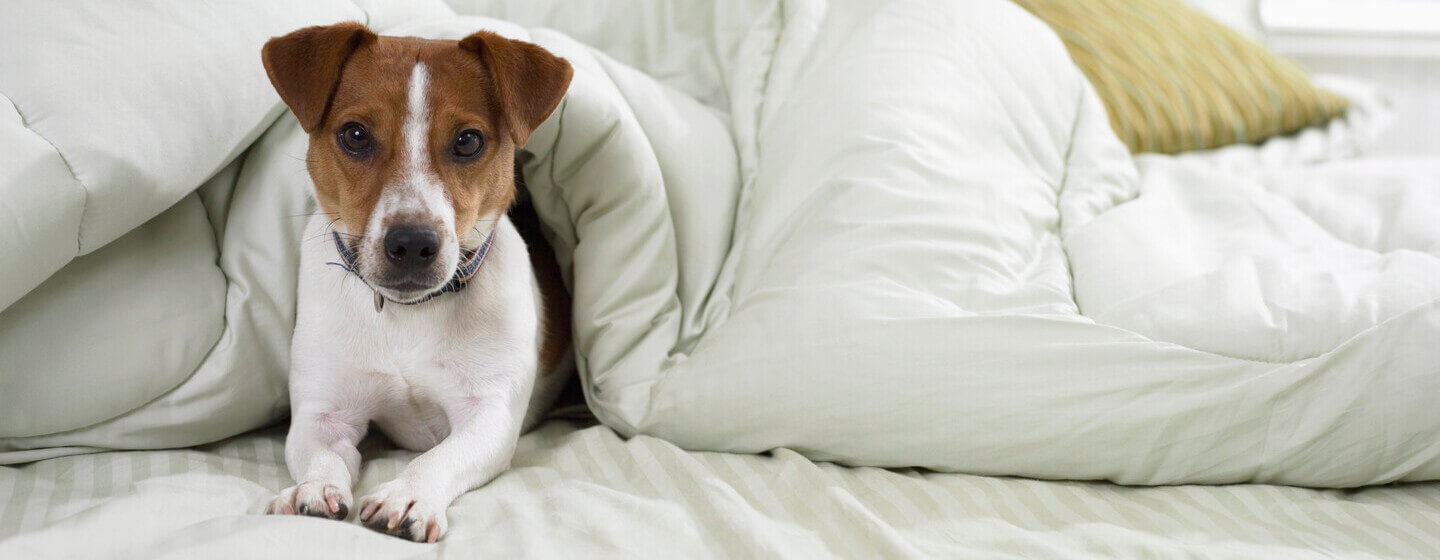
[{"x1": 1260, "y1": 0, "x2": 1440, "y2": 155}]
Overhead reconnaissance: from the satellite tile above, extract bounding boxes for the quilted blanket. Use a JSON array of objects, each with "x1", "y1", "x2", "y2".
[
  {"x1": 508, "y1": 0, "x2": 1440, "y2": 486},
  {"x1": 2, "y1": 0, "x2": 1437, "y2": 488}
]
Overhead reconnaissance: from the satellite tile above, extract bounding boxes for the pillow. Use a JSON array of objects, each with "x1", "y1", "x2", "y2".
[{"x1": 1012, "y1": 0, "x2": 1349, "y2": 153}]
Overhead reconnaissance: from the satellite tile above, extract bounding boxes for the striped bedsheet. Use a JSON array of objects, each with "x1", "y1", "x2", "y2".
[{"x1": 2, "y1": 419, "x2": 1438, "y2": 559}]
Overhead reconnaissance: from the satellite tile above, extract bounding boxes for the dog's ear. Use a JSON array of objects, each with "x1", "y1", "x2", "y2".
[
  {"x1": 460, "y1": 31, "x2": 573, "y2": 147},
  {"x1": 262, "y1": 22, "x2": 376, "y2": 133}
]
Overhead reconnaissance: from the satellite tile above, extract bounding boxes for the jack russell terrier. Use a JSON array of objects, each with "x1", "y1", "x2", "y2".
[{"x1": 259, "y1": 22, "x2": 574, "y2": 542}]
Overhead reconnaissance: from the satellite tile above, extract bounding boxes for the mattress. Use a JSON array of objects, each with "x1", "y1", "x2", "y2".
[{"x1": 2, "y1": 414, "x2": 1438, "y2": 559}]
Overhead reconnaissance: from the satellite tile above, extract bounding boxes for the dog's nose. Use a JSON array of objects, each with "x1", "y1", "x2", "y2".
[{"x1": 384, "y1": 225, "x2": 440, "y2": 269}]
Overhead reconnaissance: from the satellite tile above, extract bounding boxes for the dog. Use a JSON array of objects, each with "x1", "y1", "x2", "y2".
[{"x1": 258, "y1": 22, "x2": 574, "y2": 542}]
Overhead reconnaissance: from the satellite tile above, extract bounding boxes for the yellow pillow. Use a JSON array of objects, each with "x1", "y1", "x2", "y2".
[{"x1": 1012, "y1": 0, "x2": 1350, "y2": 154}]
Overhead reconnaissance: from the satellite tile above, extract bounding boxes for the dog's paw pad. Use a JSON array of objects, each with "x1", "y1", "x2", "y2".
[
  {"x1": 265, "y1": 482, "x2": 350, "y2": 521},
  {"x1": 357, "y1": 481, "x2": 447, "y2": 543}
]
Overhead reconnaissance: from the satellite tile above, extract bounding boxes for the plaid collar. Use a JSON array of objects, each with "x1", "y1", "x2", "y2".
[{"x1": 328, "y1": 229, "x2": 496, "y2": 311}]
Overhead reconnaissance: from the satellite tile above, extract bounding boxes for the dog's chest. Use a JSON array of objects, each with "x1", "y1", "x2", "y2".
[
  {"x1": 362, "y1": 333, "x2": 477, "y2": 450},
  {"x1": 369, "y1": 366, "x2": 457, "y2": 451},
  {"x1": 326, "y1": 297, "x2": 502, "y2": 450}
]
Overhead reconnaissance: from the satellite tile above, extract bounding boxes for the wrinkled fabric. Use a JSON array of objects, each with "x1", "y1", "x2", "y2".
[
  {"x1": 2, "y1": 0, "x2": 1435, "y2": 489},
  {"x1": 508, "y1": 0, "x2": 1440, "y2": 486},
  {"x1": 3, "y1": 420, "x2": 1439, "y2": 559}
]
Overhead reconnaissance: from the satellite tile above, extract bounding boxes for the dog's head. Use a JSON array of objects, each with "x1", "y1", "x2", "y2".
[{"x1": 262, "y1": 23, "x2": 572, "y2": 302}]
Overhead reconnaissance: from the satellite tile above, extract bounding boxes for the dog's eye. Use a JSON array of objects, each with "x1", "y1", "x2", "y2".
[
  {"x1": 337, "y1": 122, "x2": 372, "y2": 157},
  {"x1": 451, "y1": 129, "x2": 484, "y2": 160}
]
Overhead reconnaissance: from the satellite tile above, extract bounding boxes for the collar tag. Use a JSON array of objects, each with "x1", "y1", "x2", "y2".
[{"x1": 373, "y1": 290, "x2": 385, "y2": 312}]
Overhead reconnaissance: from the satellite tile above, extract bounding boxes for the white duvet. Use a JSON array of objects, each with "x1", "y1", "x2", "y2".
[
  {"x1": 496, "y1": 0, "x2": 1440, "y2": 486},
  {"x1": 2, "y1": 0, "x2": 1436, "y2": 487}
]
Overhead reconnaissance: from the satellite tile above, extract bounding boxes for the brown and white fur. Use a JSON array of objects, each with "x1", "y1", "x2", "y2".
[{"x1": 258, "y1": 23, "x2": 574, "y2": 542}]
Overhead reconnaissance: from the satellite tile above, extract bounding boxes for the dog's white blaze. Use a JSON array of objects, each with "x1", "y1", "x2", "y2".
[
  {"x1": 403, "y1": 62, "x2": 433, "y2": 191},
  {"x1": 398, "y1": 62, "x2": 452, "y2": 229},
  {"x1": 362, "y1": 62, "x2": 459, "y2": 287}
]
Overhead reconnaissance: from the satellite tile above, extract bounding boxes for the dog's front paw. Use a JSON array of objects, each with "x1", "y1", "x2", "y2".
[
  {"x1": 357, "y1": 480, "x2": 448, "y2": 543},
  {"x1": 264, "y1": 481, "x2": 351, "y2": 520}
]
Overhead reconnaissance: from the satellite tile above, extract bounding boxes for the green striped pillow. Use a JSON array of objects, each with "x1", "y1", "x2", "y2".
[{"x1": 1012, "y1": 0, "x2": 1349, "y2": 154}]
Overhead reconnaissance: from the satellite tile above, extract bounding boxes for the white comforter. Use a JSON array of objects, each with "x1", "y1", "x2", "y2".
[
  {"x1": 2, "y1": 0, "x2": 1436, "y2": 487},
  {"x1": 499, "y1": 0, "x2": 1440, "y2": 486}
]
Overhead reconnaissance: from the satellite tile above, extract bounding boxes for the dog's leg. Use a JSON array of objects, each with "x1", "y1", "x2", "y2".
[
  {"x1": 264, "y1": 403, "x2": 367, "y2": 520},
  {"x1": 357, "y1": 384, "x2": 528, "y2": 543}
]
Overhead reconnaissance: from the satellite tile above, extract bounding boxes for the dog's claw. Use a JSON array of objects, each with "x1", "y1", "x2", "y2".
[
  {"x1": 324, "y1": 485, "x2": 347, "y2": 517},
  {"x1": 266, "y1": 482, "x2": 351, "y2": 521},
  {"x1": 357, "y1": 481, "x2": 447, "y2": 542},
  {"x1": 364, "y1": 515, "x2": 390, "y2": 533}
]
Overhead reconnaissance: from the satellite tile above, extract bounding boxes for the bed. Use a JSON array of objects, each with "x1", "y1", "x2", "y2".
[
  {"x1": 3, "y1": 411, "x2": 1440, "y2": 558},
  {"x1": 3, "y1": 0, "x2": 1438, "y2": 557}
]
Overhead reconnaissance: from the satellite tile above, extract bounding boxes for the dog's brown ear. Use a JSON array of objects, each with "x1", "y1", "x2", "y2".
[
  {"x1": 262, "y1": 22, "x2": 375, "y2": 133},
  {"x1": 460, "y1": 31, "x2": 573, "y2": 147}
]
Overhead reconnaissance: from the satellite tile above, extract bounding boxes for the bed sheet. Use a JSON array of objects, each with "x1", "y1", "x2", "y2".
[{"x1": 2, "y1": 416, "x2": 1437, "y2": 559}]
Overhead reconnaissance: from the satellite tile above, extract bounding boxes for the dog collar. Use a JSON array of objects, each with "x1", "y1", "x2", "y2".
[{"x1": 327, "y1": 229, "x2": 496, "y2": 312}]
